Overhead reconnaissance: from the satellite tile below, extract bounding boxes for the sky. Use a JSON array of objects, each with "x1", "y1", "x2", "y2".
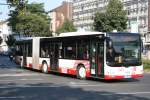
[{"x1": 0, "y1": 0, "x2": 64, "y2": 21}]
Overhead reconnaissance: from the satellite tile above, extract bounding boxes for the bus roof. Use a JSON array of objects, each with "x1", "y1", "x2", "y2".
[
  {"x1": 16, "y1": 32, "x2": 140, "y2": 43},
  {"x1": 58, "y1": 32, "x2": 105, "y2": 37}
]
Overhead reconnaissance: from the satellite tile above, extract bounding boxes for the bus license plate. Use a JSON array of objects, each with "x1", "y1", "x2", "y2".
[
  {"x1": 125, "y1": 69, "x2": 131, "y2": 78},
  {"x1": 125, "y1": 75, "x2": 131, "y2": 78}
]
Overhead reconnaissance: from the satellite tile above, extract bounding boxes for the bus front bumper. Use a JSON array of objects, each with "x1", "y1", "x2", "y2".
[{"x1": 104, "y1": 74, "x2": 143, "y2": 80}]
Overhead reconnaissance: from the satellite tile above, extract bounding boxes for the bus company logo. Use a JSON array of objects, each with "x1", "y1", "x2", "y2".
[{"x1": 118, "y1": 68, "x2": 124, "y2": 72}]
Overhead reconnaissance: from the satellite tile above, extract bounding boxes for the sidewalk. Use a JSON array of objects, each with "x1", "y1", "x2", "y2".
[{"x1": 144, "y1": 70, "x2": 150, "y2": 74}]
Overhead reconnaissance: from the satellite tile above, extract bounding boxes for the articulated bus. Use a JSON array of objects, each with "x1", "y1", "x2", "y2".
[{"x1": 14, "y1": 32, "x2": 143, "y2": 80}]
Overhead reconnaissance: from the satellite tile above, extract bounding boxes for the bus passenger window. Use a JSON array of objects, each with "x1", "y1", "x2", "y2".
[
  {"x1": 40, "y1": 42, "x2": 49, "y2": 58},
  {"x1": 64, "y1": 43, "x2": 76, "y2": 59},
  {"x1": 77, "y1": 42, "x2": 89, "y2": 60},
  {"x1": 41, "y1": 48, "x2": 46, "y2": 57},
  {"x1": 58, "y1": 43, "x2": 63, "y2": 58},
  {"x1": 106, "y1": 48, "x2": 115, "y2": 63},
  {"x1": 16, "y1": 45, "x2": 23, "y2": 56},
  {"x1": 45, "y1": 47, "x2": 49, "y2": 57},
  {"x1": 66, "y1": 47, "x2": 75, "y2": 58}
]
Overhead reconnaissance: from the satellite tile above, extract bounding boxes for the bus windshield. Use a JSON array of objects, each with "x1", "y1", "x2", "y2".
[{"x1": 106, "y1": 33, "x2": 142, "y2": 67}]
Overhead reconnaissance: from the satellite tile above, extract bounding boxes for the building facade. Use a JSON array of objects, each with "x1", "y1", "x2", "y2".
[
  {"x1": 73, "y1": 0, "x2": 148, "y2": 34},
  {"x1": 73, "y1": 0, "x2": 150, "y2": 59},
  {"x1": 144, "y1": 0, "x2": 150, "y2": 59},
  {"x1": 0, "y1": 20, "x2": 12, "y2": 54},
  {"x1": 48, "y1": 1, "x2": 73, "y2": 34}
]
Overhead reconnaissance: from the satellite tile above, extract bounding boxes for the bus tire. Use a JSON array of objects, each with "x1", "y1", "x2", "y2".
[
  {"x1": 77, "y1": 65, "x2": 86, "y2": 79},
  {"x1": 42, "y1": 62, "x2": 48, "y2": 74}
]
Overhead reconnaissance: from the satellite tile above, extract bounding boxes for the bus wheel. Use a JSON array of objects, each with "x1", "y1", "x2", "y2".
[
  {"x1": 42, "y1": 62, "x2": 48, "y2": 74},
  {"x1": 77, "y1": 65, "x2": 86, "y2": 79}
]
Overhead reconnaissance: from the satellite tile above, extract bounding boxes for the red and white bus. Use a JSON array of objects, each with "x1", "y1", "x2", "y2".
[{"x1": 14, "y1": 32, "x2": 143, "y2": 80}]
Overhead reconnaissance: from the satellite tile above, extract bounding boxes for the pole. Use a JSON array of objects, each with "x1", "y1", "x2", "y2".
[
  {"x1": 137, "y1": 0, "x2": 139, "y2": 33},
  {"x1": 66, "y1": 0, "x2": 70, "y2": 19}
]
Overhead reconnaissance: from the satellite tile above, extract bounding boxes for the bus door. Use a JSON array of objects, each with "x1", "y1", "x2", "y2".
[
  {"x1": 50, "y1": 43, "x2": 59, "y2": 71},
  {"x1": 90, "y1": 42, "x2": 104, "y2": 77},
  {"x1": 23, "y1": 43, "x2": 27, "y2": 67}
]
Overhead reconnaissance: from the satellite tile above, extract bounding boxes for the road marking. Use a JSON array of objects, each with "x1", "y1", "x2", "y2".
[
  {"x1": 0, "y1": 69, "x2": 23, "y2": 71},
  {"x1": 69, "y1": 81, "x2": 88, "y2": 85},
  {"x1": 0, "y1": 85, "x2": 150, "y2": 96},
  {"x1": 68, "y1": 83, "x2": 150, "y2": 87},
  {"x1": 69, "y1": 84, "x2": 109, "y2": 87},
  {"x1": 101, "y1": 92, "x2": 150, "y2": 96},
  {"x1": 20, "y1": 78, "x2": 43, "y2": 80},
  {"x1": 0, "y1": 78, "x2": 44, "y2": 82},
  {"x1": 0, "y1": 96, "x2": 26, "y2": 99},
  {"x1": 0, "y1": 73, "x2": 41, "y2": 77},
  {"x1": 0, "y1": 84, "x2": 61, "y2": 88},
  {"x1": 116, "y1": 91, "x2": 150, "y2": 95}
]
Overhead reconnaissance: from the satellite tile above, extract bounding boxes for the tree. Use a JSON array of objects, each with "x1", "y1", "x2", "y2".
[
  {"x1": 7, "y1": 0, "x2": 27, "y2": 11},
  {"x1": 56, "y1": 19, "x2": 77, "y2": 34},
  {"x1": 93, "y1": 0, "x2": 127, "y2": 32},
  {"x1": 8, "y1": 2, "x2": 52, "y2": 37},
  {"x1": 5, "y1": 35, "x2": 16, "y2": 47},
  {"x1": 93, "y1": 12, "x2": 113, "y2": 32}
]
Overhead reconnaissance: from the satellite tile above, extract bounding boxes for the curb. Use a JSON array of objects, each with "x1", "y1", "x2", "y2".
[{"x1": 144, "y1": 70, "x2": 150, "y2": 74}]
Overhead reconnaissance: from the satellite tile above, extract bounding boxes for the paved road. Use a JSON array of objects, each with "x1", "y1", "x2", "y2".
[{"x1": 0, "y1": 55, "x2": 150, "y2": 100}]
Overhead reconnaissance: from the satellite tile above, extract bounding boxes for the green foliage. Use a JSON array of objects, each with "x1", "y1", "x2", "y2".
[
  {"x1": 7, "y1": 0, "x2": 27, "y2": 10},
  {"x1": 5, "y1": 35, "x2": 16, "y2": 47},
  {"x1": 143, "y1": 60, "x2": 150, "y2": 71},
  {"x1": 26, "y1": 3, "x2": 45, "y2": 14},
  {"x1": 7, "y1": 0, "x2": 21, "y2": 6},
  {"x1": 56, "y1": 19, "x2": 77, "y2": 34},
  {"x1": 8, "y1": 2, "x2": 52, "y2": 37},
  {"x1": 93, "y1": 0, "x2": 127, "y2": 32},
  {"x1": 94, "y1": 12, "x2": 112, "y2": 32}
]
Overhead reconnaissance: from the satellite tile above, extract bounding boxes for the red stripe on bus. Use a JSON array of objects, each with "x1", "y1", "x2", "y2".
[
  {"x1": 132, "y1": 74, "x2": 143, "y2": 78},
  {"x1": 86, "y1": 70, "x2": 90, "y2": 77},
  {"x1": 48, "y1": 65, "x2": 51, "y2": 71},
  {"x1": 58, "y1": 67, "x2": 62, "y2": 73},
  {"x1": 68, "y1": 69, "x2": 76, "y2": 75},
  {"x1": 104, "y1": 75, "x2": 124, "y2": 80},
  {"x1": 105, "y1": 74, "x2": 143, "y2": 80},
  {"x1": 58, "y1": 67, "x2": 73, "y2": 74},
  {"x1": 59, "y1": 67, "x2": 90, "y2": 77},
  {"x1": 29, "y1": 63, "x2": 32, "y2": 68}
]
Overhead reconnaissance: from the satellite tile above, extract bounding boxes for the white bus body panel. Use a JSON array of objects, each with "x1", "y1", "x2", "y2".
[
  {"x1": 104, "y1": 63, "x2": 143, "y2": 79},
  {"x1": 59, "y1": 59, "x2": 90, "y2": 74},
  {"x1": 32, "y1": 38, "x2": 40, "y2": 69},
  {"x1": 26, "y1": 57, "x2": 32, "y2": 67}
]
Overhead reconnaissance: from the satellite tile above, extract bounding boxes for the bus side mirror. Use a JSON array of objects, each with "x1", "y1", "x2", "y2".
[{"x1": 106, "y1": 37, "x2": 113, "y2": 49}]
